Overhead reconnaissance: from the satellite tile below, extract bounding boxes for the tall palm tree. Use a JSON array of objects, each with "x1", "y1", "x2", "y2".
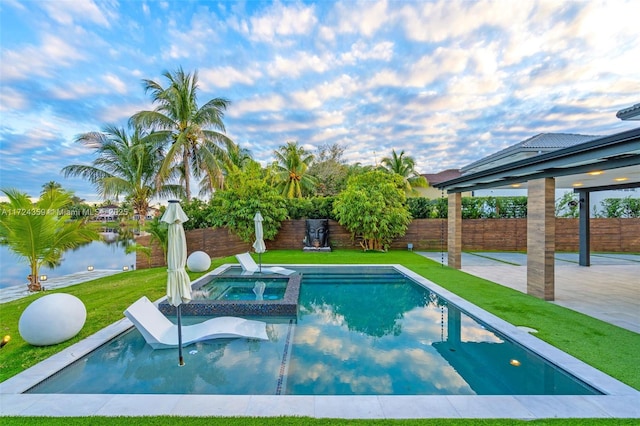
[
  {"x1": 272, "y1": 141, "x2": 317, "y2": 198},
  {"x1": 0, "y1": 188, "x2": 99, "y2": 292},
  {"x1": 131, "y1": 67, "x2": 234, "y2": 201},
  {"x1": 380, "y1": 149, "x2": 428, "y2": 195},
  {"x1": 62, "y1": 125, "x2": 183, "y2": 227}
]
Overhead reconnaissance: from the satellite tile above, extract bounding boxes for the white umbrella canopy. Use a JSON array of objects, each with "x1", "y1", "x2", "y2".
[
  {"x1": 162, "y1": 201, "x2": 191, "y2": 306},
  {"x1": 160, "y1": 200, "x2": 190, "y2": 366},
  {"x1": 252, "y1": 211, "x2": 266, "y2": 273}
]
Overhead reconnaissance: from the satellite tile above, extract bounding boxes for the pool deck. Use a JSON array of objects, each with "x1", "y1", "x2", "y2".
[
  {"x1": 418, "y1": 251, "x2": 640, "y2": 334},
  {"x1": 1, "y1": 258, "x2": 639, "y2": 419},
  {"x1": 0, "y1": 269, "x2": 125, "y2": 304}
]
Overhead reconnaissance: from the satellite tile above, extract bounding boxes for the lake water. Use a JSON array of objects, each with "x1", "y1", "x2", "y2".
[{"x1": 0, "y1": 237, "x2": 135, "y2": 290}]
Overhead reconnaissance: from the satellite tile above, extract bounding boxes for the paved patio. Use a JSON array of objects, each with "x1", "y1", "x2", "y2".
[
  {"x1": 0, "y1": 270, "x2": 125, "y2": 304},
  {"x1": 417, "y1": 252, "x2": 640, "y2": 334}
]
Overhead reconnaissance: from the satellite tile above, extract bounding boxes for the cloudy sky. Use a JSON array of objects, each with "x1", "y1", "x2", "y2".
[{"x1": 1, "y1": 0, "x2": 638, "y2": 202}]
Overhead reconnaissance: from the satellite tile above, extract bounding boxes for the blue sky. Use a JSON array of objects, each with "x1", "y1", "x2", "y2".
[{"x1": 1, "y1": 0, "x2": 639, "y2": 202}]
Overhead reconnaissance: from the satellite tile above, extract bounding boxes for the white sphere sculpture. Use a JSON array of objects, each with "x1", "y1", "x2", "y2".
[
  {"x1": 187, "y1": 250, "x2": 211, "y2": 272},
  {"x1": 19, "y1": 293, "x2": 86, "y2": 346}
]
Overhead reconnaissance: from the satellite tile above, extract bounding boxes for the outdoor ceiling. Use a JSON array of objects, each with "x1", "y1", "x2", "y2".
[{"x1": 494, "y1": 163, "x2": 640, "y2": 190}]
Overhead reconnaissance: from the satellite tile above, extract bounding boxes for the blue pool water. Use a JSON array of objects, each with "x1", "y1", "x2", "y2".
[
  {"x1": 199, "y1": 277, "x2": 287, "y2": 301},
  {"x1": 27, "y1": 266, "x2": 600, "y2": 395}
]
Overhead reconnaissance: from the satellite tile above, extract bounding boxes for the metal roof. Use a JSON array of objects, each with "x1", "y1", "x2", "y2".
[
  {"x1": 461, "y1": 133, "x2": 599, "y2": 174},
  {"x1": 434, "y1": 127, "x2": 640, "y2": 193},
  {"x1": 616, "y1": 103, "x2": 640, "y2": 121}
]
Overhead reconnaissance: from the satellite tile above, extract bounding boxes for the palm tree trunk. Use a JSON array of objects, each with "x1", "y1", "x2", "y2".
[
  {"x1": 183, "y1": 150, "x2": 191, "y2": 202},
  {"x1": 28, "y1": 262, "x2": 41, "y2": 292}
]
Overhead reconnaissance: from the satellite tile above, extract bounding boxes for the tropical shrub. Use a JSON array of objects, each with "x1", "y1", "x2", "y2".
[
  {"x1": 286, "y1": 197, "x2": 336, "y2": 220},
  {"x1": 208, "y1": 163, "x2": 288, "y2": 243},
  {"x1": 600, "y1": 196, "x2": 640, "y2": 218},
  {"x1": 333, "y1": 170, "x2": 411, "y2": 251},
  {"x1": 181, "y1": 198, "x2": 213, "y2": 231}
]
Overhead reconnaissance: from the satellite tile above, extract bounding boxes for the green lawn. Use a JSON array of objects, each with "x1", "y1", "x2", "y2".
[{"x1": 1, "y1": 249, "x2": 638, "y2": 424}]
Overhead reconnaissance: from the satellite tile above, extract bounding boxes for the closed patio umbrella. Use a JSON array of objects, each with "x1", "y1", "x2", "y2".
[
  {"x1": 252, "y1": 211, "x2": 266, "y2": 273},
  {"x1": 161, "y1": 200, "x2": 191, "y2": 366}
]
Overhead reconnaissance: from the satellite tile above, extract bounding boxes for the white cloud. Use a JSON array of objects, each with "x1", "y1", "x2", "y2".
[
  {"x1": 334, "y1": 0, "x2": 390, "y2": 37},
  {"x1": 102, "y1": 73, "x2": 128, "y2": 94},
  {"x1": 340, "y1": 40, "x2": 394, "y2": 65},
  {"x1": 164, "y1": 12, "x2": 221, "y2": 60},
  {"x1": 0, "y1": 87, "x2": 28, "y2": 111},
  {"x1": 399, "y1": 0, "x2": 533, "y2": 43},
  {"x1": 0, "y1": 35, "x2": 84, "y2": 81},
  {"x1": 247, "y1": 1, "x2": 318, "y2": 41},
  {"x1": 200, "y1": 66, "x2": 262, "y2": 89},
  {"x1": 290, "y1": 74, "x2": 360, "y2": 109},
  {"x1": 39, "y1": 0, "x2": 113, "y2": 27},
  {"x1": 100, "y1": 101, "x2": 153, "y2": 124},
  {"x1": 228, "y1": 94, "x2": 287, "y2": 117},
  {"x1": 267, "y1": 52, "x2": 331, "y2": 78}
]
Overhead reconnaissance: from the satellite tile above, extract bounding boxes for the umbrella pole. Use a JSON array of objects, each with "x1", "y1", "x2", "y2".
[
  {"x1": 177, "y1": 304, "x2": 184, "y2": 366},
  {"x1": 258, "y1": 252, "x2": 262, "y2": 273}
]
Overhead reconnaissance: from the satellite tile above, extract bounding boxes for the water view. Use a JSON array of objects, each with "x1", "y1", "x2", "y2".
[{"x1": 0, "y1": 236, "x2": 135, "y2": 290}]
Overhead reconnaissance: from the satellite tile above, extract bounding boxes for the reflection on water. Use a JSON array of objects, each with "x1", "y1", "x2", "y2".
[
  {"x1": 26, "y1": 267, "x2": 601, "y2": 396},
  {"x1": 0, "y1": 234, "x2": 135, "y2": 289}
]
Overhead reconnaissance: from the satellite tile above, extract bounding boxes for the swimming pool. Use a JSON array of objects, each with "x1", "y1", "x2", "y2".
[
  {"x1": 198, "y1": 277, "x2": 288, "y2": 301},
  {"x1": 26, "y1": 265, "x2": 601, "y2": 396}
]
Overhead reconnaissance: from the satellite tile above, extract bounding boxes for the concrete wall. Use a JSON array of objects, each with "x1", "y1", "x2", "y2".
[{"x1": 135, "y1": 218, "x2": 640, "y2": 269}]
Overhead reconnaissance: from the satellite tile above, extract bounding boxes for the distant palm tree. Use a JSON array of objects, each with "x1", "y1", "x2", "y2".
[
  {"x1": 273, "y1": 141, "x2": 317, "y2": 198},
  {"x1": 0, "y1": 188, "x2": 99, "y2": 292},
  {"x1": 41, "y1": 181, "x2": 62, "y2": 198},
  {"x1": 380, "y1": 149, "x2": 428, "y2": 195},
  {"x1": 62, "y1": 125, "x2": 183, "y2": 227},
  {"x1": 131, "y1": 67, "x2": 234, "y2": 201}
]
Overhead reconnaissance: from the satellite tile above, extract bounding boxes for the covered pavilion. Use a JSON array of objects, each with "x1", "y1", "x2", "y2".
[{"x1": 434, "y1": 125, "x2": 640, "y2": 301}]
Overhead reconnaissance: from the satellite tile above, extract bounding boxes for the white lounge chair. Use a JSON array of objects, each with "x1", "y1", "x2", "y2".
[
  {"x1": 235, "y1": 252, "x2": 296, "y2": 275},
  {"x1": 123, "y1": 296, "x2": 268, "y2": 349}
]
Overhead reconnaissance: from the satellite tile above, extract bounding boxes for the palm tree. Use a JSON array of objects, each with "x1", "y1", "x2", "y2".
[
  {"x1": 131, "y1": 67, "x2": 234, "y2": 201},
  {"x1": 62, "y1": 124, "x2": 183, "y2": 227},
  {"x1": 41, "y1": 181, "x2": 62, "y2": 198},
  {"x1": 380, "y1": 149, "x2": 428, "y2": 195},
  {"x1": 0, "y1": 188, "x2": 99, "y2": 292},
  {"x1": 197, "y1": 140, "x2": 254, "y2": 198},
  {"x1": 272, "y1": 141, "x2": 317, "y2": 198}
]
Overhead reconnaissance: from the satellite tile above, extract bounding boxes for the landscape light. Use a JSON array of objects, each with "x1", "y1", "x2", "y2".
[{"x1": 1, "y1": 335, "x2": 10, "y2": 349}]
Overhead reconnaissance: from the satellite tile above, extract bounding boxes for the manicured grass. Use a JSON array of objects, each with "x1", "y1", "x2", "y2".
[{"x1": 1, "y1": 249, "x2": 638, "y2": 424}]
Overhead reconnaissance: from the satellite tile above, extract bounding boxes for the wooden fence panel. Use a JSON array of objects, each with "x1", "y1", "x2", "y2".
[{"x1": 135, "y1": 218, "x2": 640, "y2": 269}]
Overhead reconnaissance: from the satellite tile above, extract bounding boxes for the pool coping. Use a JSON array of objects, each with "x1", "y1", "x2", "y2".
[
  {"x1": 1, "y1": 263, "x2": 639, "y2": 419},
  {"x1": 159, "y1": 268, "x2": 301, "y2": 317}
]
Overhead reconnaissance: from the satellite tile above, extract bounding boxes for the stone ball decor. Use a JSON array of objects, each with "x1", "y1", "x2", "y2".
[
  {"x1": 19, "y1": 293, "x2": 86, "y2": 346},
  {"x1": 187, "y1": 251, "x2": 211, "y2": 272}
]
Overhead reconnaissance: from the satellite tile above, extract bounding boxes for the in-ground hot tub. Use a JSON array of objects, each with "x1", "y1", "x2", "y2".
[{"x1": 159, "y1": 272, "x2": 301, "y2": 317}]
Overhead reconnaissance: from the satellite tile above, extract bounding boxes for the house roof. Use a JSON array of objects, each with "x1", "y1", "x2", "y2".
[
  {"x1": 434, "y1": 127, "x2": 640, "y2": 192},
  {"x1": 422, "y1": 169, "x2": 461, "y2": 185},
  {"x1": 461, "y1": 133, "x2": 599, "y2": 175},
  {"x1": 616, "y1": 103, "x2": 640, "y2": 121}
]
